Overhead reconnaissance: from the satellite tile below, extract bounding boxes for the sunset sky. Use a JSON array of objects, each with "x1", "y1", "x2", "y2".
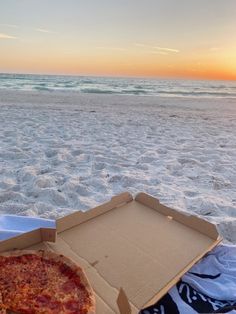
[{"x1": 1, "y1": 0, "x2": 236, "y2": 80}]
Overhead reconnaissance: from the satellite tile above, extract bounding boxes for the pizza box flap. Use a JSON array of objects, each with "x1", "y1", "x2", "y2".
[
  {"x1": 0, "y1": 227, "x2": 56, "y2": 253},
  {"x1": 0, "y1": 192, "x2": 222, "y2": 313}
]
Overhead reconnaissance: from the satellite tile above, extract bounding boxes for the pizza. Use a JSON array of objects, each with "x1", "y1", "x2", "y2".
[{"x1": 0, "y1": 250, "x2": 95, "y2": 314}]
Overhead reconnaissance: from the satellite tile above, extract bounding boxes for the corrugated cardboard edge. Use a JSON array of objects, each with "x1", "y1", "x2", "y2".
[
  {"x1": 135, "y1": 192, "x2": 222, "y2": 240},
  {"x1": 0, "y1": 228, "x2": 56, "y2": 253},
  {"x1": 117, "y1": 288, "x2": 132, "y2": 314},
  {"x1": 56, "y1": 192, "x2": 133, "y2": 233}
]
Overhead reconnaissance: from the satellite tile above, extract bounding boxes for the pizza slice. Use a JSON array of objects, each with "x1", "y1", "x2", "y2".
[{"x1": 0, "y1": 250, "x2": 95, "y2": 314}]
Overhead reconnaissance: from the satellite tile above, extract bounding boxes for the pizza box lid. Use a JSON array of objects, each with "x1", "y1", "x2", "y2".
[{"x1": 0, "y1": 192, "x2": 222, "y2": 313}]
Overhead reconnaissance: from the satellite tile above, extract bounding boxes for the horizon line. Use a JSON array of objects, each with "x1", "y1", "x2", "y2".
[{"x1": 0, "y1": 71, "x2": 235, "y2": 82}]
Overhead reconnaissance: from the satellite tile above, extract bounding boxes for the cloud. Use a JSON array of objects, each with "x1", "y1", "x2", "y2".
[
  {"x1": 0, "y1": 33, "x2": 17, "y2": 39},
  {"x1": 153, "y1": 46, "x2": 179, "y2": 53},
  {"x1": 96, "y1": 46, "x2": 128, "y2": 51},
  {"x1": 0, "y1": 24, "x2": 19, "y2": 28},
  {"x1": 35, "y1": 28, "x2": 56, "y2": 34},
  {"x1": 134, "y1": 43, "x2": 179, "y2": 54}
]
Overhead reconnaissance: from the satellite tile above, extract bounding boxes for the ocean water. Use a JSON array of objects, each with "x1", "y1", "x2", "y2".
[{"x1": 0, "y1": 73, "x2": 236, "y2": 98}]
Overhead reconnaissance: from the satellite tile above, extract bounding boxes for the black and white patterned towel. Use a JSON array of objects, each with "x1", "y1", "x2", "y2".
[{"x1": 141, "y1": 245, "x2": 236, "y2": 314}]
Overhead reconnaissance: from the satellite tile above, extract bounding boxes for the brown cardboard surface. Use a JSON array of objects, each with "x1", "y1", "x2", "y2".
[
  {"x1": 56, "y1": 196, "x2": 221, "y2": 312},
  {"x1": 135, "y1": 193, "x2": 219, "y2": 240},
  {"x1": 0, "y1": 192, "x2": 222, "y2": 313}
]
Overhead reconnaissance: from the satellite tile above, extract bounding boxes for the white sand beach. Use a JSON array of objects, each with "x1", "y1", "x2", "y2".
[{"x1": 0, "y1": 90, "x2": 236, "y2": 243}]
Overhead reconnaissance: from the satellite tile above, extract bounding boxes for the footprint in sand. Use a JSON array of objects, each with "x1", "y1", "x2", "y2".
[
  {"x1": 45, "y1": 149, "x2": 58, "y2": 158},
  {"x1": 184, "y1": 190, "x2": 198, "y2": 198}
]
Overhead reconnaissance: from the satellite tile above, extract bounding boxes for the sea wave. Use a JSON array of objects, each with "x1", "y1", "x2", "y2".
[
  {"x1": 80, "y1": 88, "x2": 115, "y2": 94},
  {"x1": 33, "y1": 86, "x2": 53, "y2": 92},
  {"x1": 0, "y1": 74, "x2": 235, "y2": 98}
]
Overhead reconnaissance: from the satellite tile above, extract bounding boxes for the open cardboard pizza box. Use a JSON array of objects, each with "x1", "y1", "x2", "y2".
[{"x1": 0, "y1": 192, "x2": 222, "y2": 313}]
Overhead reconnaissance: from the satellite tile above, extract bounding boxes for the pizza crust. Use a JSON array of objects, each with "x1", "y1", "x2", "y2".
[{"x1": 0, "y1": 249, "x2": 96, "y2": 314}]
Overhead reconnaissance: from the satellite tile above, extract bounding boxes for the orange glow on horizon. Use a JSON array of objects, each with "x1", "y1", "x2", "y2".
[
  {"x1": 1, "y1": 59, "x2": 235, "y2": 82},
  {"x1": 1, "y1": 44, "x2": 236, "y2": 81}
]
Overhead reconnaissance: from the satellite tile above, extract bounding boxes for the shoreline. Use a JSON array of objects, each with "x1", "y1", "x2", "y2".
[{"x1": 1, "y1": 89, "x2": 236, "y2": 108}]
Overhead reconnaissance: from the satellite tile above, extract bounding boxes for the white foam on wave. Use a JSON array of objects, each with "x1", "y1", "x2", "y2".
[
  {"x1": 0, "y1": 90, "x2": 236, "y2": 243},
  {"x1": 1, "y1": 74, "x2": 236, "y2": 98}
]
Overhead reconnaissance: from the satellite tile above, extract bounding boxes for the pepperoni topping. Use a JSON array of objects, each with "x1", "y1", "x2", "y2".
[
  {"x1": 36, "y1": 294, "x2": 51, "y2": 305},
  {"x1": 61, "y1": 280, "x2": 77, "y2": 293},
  {"x1": 65, "y1": 300, "x2": 80, "y2": 311},
  {"x1": 0, "y1": 252, "x2": 93, "y2": 314},
  {"x1": 35, "y1": 295, "x2": 63, "y2": 312},
  {"x1": 59, "y1": 263, "x2": 75, "y2": 278},
  {"x1": 48, "y1": 300, "x2": 62, "y2": 310}
]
